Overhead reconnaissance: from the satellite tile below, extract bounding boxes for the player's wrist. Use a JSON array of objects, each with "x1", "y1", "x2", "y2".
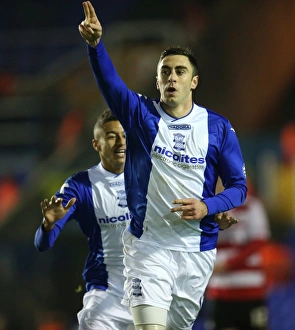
[
  {"x1": 42, "y1": 218, "x2": 55, "y2": 232},
  {"x1": 200, "y1": 200, "x2": 209, "y2": 216}
]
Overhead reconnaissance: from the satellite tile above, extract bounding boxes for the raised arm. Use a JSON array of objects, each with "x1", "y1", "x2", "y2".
[{"x1": 79, "y1": 1, "x2": 102, "y2": 48}]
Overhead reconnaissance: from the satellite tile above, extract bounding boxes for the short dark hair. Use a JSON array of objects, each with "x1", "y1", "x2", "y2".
[
  {"x1": 159, "y1": 46, "x2": 198, "y2": 76},
  {"x1": 93, "y1": 108, "x2": 118, "y2": 135}
]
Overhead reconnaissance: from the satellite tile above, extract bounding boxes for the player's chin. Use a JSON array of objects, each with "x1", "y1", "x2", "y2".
[
  {"x1": 114, "y1": 157, "x2": 125, "y2": 166},
  {"x1": 164, "y1": 98, "x2": 178, "y2": 107}
]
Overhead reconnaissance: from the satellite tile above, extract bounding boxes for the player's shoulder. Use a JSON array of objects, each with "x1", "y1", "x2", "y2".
[
  {"x1": 140, "y1": 96, "x2": 161, "y2": 117},
  {"x1": 66, "y1": 168, "x2": 91, "y2": 184},
  {"x1": 208, "y1": 110, "x2": 236, "y2": 134},
  {"x1": 204, "y1": 106, "x2": 230, "y2": 124},
  {"x1": 196, "y1": 105, "x2": 235, "y2": 138}
]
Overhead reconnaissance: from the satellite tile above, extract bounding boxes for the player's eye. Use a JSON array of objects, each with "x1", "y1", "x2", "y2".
[{"x1": 161, "y1": 70, "x2": 170, "y2": 75}]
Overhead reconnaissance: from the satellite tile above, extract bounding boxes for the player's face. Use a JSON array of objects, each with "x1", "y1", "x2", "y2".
[
  {"x1": 93, "y1": 120, "x2": 126, "y2": 174},
  {"x1": 156, "y1": 55, "x2": 198, "y2": 115}
]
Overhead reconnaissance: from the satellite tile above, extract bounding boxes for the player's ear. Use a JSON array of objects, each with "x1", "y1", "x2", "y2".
[
  {"x1": 92, "y1": 139, "x2": 100, "y2": 152},
  {"x1": 156, "y1": 77, "x2": 159, "y2": 90},
  {"x1": 191, "y1": 75, "x2": 199, "y2": 90}
]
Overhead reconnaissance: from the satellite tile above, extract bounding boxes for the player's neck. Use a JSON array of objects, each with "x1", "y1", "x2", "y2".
[{"x1": 161, "y1": 102, "x2": 192, "y2": 118}]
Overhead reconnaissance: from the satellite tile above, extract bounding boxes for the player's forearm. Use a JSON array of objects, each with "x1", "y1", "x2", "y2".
[
  {"x1": 87, "y1": 42, "x2": 135, "y2": 118},
  {"x1": 34, "y1": 224, "x2": 60, "y2": 251},
  {"x1": 203, "y1": 184, "x2": 247, "y2": 215}
]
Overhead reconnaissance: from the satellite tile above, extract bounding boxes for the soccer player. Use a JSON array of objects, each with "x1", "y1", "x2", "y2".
[
  {"x1": 78, "y1": 2, "x2": 247, "y2": 329},
  {"x1": 204, "y1": 179, "x2": 271, "y2": 330},
  {"x1": 34, "y1": 109, "x2": 135, "y2": 330}
]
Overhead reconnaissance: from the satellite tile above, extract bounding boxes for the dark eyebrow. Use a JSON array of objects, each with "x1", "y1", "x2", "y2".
[
  {"x1": 175, "y1": 65, "x2": 188, "y2": 71},
  {"x1": 160, "y1": 65, "x2": 188, "y2": 71}
]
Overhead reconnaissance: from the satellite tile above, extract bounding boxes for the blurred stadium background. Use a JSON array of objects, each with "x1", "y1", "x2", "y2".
[{"x1": 1, "y1": 0, "x2": 295, "y2": 329}]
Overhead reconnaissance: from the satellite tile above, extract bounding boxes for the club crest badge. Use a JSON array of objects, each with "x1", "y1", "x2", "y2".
[
  {"x1": 117, "y1": 190, "x2": 127, "y2": 208},
  {"x1": 173, "y1": 133, "x2": 185, "y2": 151}
]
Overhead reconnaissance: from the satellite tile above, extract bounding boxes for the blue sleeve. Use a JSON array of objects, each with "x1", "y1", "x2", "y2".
[
  {"x1": 87, "y1": 41, "x2": 145, "y2": 131},
  {"x1": 203, "y1": 120, "x2": 247, "y2": 214}
]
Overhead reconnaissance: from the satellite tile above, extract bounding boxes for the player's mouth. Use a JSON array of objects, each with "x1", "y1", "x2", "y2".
[
  {"x1": 166, "y1": 86, "x2": 177, "y2": 96},
  {"x1": 115, "y1": 149, "x2": 126, "y2": 157}
]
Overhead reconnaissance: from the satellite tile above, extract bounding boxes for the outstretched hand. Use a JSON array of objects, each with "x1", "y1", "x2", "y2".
[
  {"x1": 79, "y1": 1, "x2": 102, "y2": 47},
  {"x1": 41, "y1": 195, "x2": 76, "y2": 231},
  {"x1": 215, "y1": 212, "x2": 238, "y2": 230}
]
